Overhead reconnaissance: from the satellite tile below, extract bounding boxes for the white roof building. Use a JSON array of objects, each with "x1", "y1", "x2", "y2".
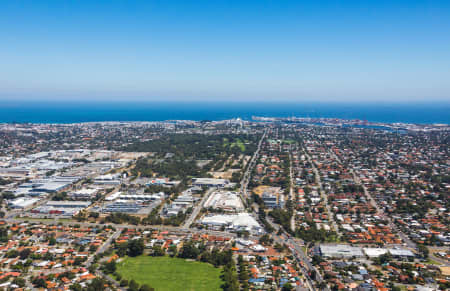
[
  {"x1": 204, "y1": 191, "x2": 244, "y2": 212},
  {"x1": 250, "y1": 244, "x2": 267, "y2": 252},
  {"x1": 192, "y1": 178, "x2": 229, "y2": 187},
  {"x1": 8, "y1": 197, "x2": 39, "y2": 208},
  {"x1": 388, "y1": 248, "x2": 415, "y2": 257},
  {"x1": 363, "y1": 248, "x2": 389, "y2": 258},
  {"x1": 200, "y1": 213, "x2": 263, "y2": 234},
  {"x1": 319, "y1": 244, "x2": 364, "y2": 258}
]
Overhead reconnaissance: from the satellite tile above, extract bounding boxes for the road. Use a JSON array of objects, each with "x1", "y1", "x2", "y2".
[
  {"x1": 304, "y1": 150, "x2": 340, "y2": 236},
  {"x1": 238, "y1": 130, "x2": 320, "y2": 291},
  {"x1": 331, "y1": 150, "x2": 418, "y2": 251},
  {"x1": 86, "y1": 229, "x2": 122, "y2": 267},
  {"x1": 428, "y1": 246, "x2": 450, "y2": 266},
  {"x1": 6, "y1": 217, "x2": 243, "y2": 239},
  {"x1": 240, "y1": 129, "x2": 267, "y2": 202},
  {"x1": 289, "y1": 152, "x2": 296, "y2": 232},
  {"x1": 350, "y1": 170, "x2": 417, "y2": 250},
  {"x1": 265, "y1": 216, "x2": 323, "y2": 291},
  {"x1": 182, "y1": 187, "x2": 215, "y2": 229},
  {"x1": 96, "y1": 270, "x2": 126, "y2": 291}
]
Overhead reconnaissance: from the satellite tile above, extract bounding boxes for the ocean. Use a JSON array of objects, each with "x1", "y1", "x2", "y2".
[{"x1": 0, "y1": 101, "x2": 449, "y2": 124}]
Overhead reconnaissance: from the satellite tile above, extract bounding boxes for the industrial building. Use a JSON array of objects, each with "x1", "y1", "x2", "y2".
[
  {"x1": 68, "y1": 188, "x2": 98, "y2": 200},
  {"x1": 0, "y1": 167, "x2": 30, "y2": 178},
  {"x1": 8, "y1": 197, "x2": 40, "y2": 209},
  {"x1": 200, "y1": 213, "x2": 264, "y2": 235},
  {"x1": 16, "y1": 176, "x2": 81, "y2": 195},
  {"x1": 102, "y1": 200, "x2": 142, "y2": 213},
  {"x1": 146, "y1": 178, "x2": 181, "y2": 187},
  {"x1": 105, "y1": 191, "x2": 164, "y2": 202},
  {"x1": 116, "y1": 192, "x2": 164, "y2": 202},
  {"x1": 31, "y1": 201, "x2": 91, "y2": 217},
  {"x1": 362, "y1": 247, "x2": 415, "y2": 259},
  {"x1": 94, "y1": 174, "x2": 121, "y2": 185},
  {"x1": 192, "y1": 178, "x2": 230, "y2": 188},
  {"x1": 317, "y1": 244, "x2": 364, "y2": 258},
  {"x1": 45, "y1": 201, "x2": 91, "y2": 208},
  {"x1": 204, "y1": 191, "x2": 244, "y2": 212},
  {"x1": 163, "y1": 190, "x2": 197, "y2": 217},
  {"x1": 363, "y1": 248, "x2": 389, "y2": 258},
  {"x1": 388, "y1": 247, "x2": 415, "y2": 259}
]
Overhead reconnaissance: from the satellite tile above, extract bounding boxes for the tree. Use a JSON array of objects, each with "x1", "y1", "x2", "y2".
[
  {"x1": 151, "y1": 245, "x2": 165, "y2": 257},
  {"x1": 139, "y1": 284, "x2": 155, "y2": 291},
  {"x1": 177, "y1": 241, "x2": 200, "y2": 259},
  {"x1": 89, "y1": 212, "x2": 100, "y2": 219},
  {"x1": 317, "y1": 282, "x2": 328, "y2": 289},
  {"x1": 74, "y1": 257, "x2": 85, "y2": 266},
  {"x1": 86, "y1": 278, "x2": 107, "y2": 291},
  {"x1": 168, "y1": 245, "x2": 177, "y2": 256},
  {"x1": 282, "y1": 283, "x2": 293, "y2": 291},
  {"x1": 32, "y1": 278, "x2": 46, "y2": 288},
  {"x1": 128, "y1": 279, "x2": 140, "y2": 291},
  {"x1": 259, "y1": 234, "x2": 273, "y2": 246},
  {"x1": 69, "y1": 283, "x2": 83, "y2": 291},
  {"x1": 19, "y1": 248, "x2": 31, "y2": 260},
  {"x1": 0, "y1": 227, "x2": 8, "y2": 242},
  {"x1": 418, "y1": 245, "x2": 429, "y2": 259},
  {"x1": 127, "y1": 239, "x2": 144, "y2": 257},
  {"x1": 120, "y1": 279, "x2": 129, "y2": 287},
  {"x1": 117, "y1": 242, "x2": 128, "y2": 257},
  {"x1": 103, "y1": 260, "x2": 116, "y2": 274},
  {"x1": 48, "y1": 236, "x2": 57, "y2": 245},
  {"x1": 12, "y1": 277, "x2": 25, "y2": 288}
]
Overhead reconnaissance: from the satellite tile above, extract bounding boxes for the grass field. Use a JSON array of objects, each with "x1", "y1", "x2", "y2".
[
  {"x1": 424, "y1": 258, "x2": 441, "y2": 265},
  {"x1": 21, "y1": 217, "x2": 74, "y2": 223},
  {"x1": 116, "y1": 256, "x2": 223, "y2": 291},
  {"x1": 283, "y1": 139, "x2": 296, "y2": 144},
  {"x1": 231, "y1": 139, "x2": 246, "y2": 151},
  {"x1": 225, "y1": 138, "x2": 246, "y2": 152}
]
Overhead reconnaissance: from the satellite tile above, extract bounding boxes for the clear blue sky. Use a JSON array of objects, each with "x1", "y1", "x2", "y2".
[{"x1": 1, "y1": 0, "x2": 449, "y2": 102}]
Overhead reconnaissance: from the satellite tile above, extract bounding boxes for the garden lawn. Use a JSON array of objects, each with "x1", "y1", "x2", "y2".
[{"x1": 116, "y1": 256, "x2": 223, "y2": 291}]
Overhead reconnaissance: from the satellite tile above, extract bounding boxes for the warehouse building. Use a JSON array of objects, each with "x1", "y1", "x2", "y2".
[
  {"x1": 204, "y1": 191, "x2": 244, "y2": 212},
  {"x1": 318, "y1": 244, "x2": 364, "y2": 258},
  {"x1": 200, "y1": 213, "x2": 264, "y2": 235},
  {"x1": 192, "y1": 178, "x2": 230, "y2": 188},
  {"x1": 363, "y1": 248, "x2": 389, "y2": 258},
  {"x1": 94, "y1": 174, "x2": 121, "y2": 185},
  {"x1": 8, "y1": 197, "x2": 40, "y2": 209},
  {"x1": 32, "y1": 201, "x2": 91, "y2": 217},
  {"x1": 45, "y1": 201, "x2": 91, "y2": 208},
  {"x1": 68, "y1": 188, "x2": 98, "y2": 200},
  {"x1": 102, "y1": 200, "x2": 142, "y2": 213},
  {"x1": 163, "y1": 193, "x2": 197, "y2": 217}
]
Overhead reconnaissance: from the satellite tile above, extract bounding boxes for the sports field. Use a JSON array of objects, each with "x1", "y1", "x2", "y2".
[{"x1": 116, "y1": 256, "x2": 223, "y2": 291}]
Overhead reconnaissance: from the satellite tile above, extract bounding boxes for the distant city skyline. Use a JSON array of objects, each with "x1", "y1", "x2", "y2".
[{"x1": 1, "y1": 1, "x2": 450, "y2": 102}]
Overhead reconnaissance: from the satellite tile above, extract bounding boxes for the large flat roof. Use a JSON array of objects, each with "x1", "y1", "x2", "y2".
[{"x1": 319, "y1": 244, "x2": 364, "y2": 257}]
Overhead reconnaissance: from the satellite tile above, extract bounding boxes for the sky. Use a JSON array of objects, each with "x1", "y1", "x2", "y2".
[{"x1": 0, "y1": 0, "x2": 449, "y2": 103}]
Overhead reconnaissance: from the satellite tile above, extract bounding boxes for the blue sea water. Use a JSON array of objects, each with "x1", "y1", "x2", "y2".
[{"x1": 0, "y1": 101, "x2": 448, "y2": 124}]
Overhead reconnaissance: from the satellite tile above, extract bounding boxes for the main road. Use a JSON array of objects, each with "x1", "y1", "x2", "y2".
[
  {"x1": 289, "y1": 151, "x2": 296, "y2": 232},
  {"x1": 238, "y1": 129, "x2": 320, "y2": 291},
  {"x1": 240, "y1": 128, "x2": 267, "y2": 202}
]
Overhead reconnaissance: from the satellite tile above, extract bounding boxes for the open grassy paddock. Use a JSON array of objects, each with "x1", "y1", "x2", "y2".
[{"x1": 116, "y1": 256, "x2": 223, "y2": 291}]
